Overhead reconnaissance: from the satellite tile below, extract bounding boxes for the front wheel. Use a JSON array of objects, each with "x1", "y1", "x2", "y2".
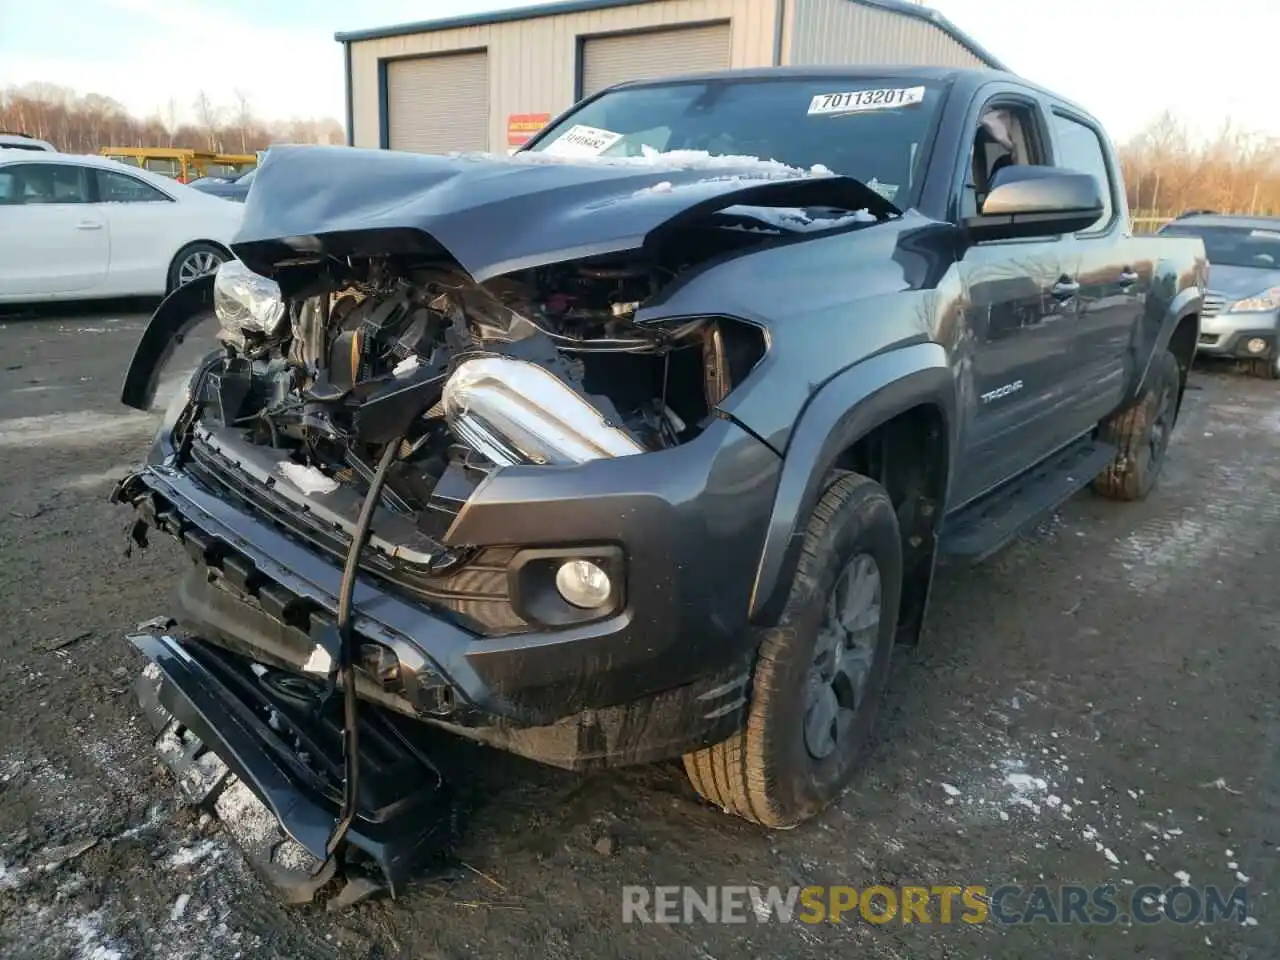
[{"x1": 683, "y1": 473, "x2": 902, "y2": 828}]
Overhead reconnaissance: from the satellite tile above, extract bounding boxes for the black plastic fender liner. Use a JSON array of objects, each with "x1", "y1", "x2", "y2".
[
  {"x1": 120, "y1": 275, "x2": 216, "y2": 411},
  {"x1": 747, "y1": 341, "x2": 956, "y2": 624}
]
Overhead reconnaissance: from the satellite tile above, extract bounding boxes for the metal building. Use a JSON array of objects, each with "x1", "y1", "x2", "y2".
[{"x1": 336, "y1": 0, "x2": 1005, "y2": 155}]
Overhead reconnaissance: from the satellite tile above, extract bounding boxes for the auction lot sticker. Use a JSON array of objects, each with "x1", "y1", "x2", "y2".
[
  {"x1": 544, "y1": 124, "x2": 625, "y2": 157},
  {"x1": 808, "y1": 86, "x2": 926, "y2": 116}
]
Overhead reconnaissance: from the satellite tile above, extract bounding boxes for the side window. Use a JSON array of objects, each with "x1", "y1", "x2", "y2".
[
  {"x1": 96, "y1": 170, "x2": 171, "y2": 203},
  {"x1": 1050, "y1": 113, "x2": 1115, "y2": 232},
  {"x1": 962, "y1": 102, "x2": 1043, "y2": 220},
  {"x1": 0, "y1": 170, "x2": 15, "y2": 204},
  {"x1": 0, "y1": 163, "x2": 90, "y2": 204}
]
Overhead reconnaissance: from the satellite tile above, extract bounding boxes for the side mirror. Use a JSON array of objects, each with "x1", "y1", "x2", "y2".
[{"x1": 963, "y1": 165, "x2": 1104, "y2": 242}]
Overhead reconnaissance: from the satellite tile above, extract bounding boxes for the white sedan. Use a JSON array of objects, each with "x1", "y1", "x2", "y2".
[{"x1": 0, "y1": 150, "x2": 245, "y2": 303}]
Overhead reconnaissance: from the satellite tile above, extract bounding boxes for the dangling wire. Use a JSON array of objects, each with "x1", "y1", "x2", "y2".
[{"x1": 322, "y1": 435, "x2": 404, "y2": 859}]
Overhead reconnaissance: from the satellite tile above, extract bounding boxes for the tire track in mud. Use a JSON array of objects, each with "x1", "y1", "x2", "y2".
[{"x1": 1107, "y1": 383, "x2": 1280, "y2": 596}]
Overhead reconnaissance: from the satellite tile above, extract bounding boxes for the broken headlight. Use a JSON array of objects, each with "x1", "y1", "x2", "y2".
[
  {"x1": 442, "y1": 356, "x2": 645, "y2": 466},
  {"x1": 212, "y1": 259, "x2": 287, "y2": 348}
]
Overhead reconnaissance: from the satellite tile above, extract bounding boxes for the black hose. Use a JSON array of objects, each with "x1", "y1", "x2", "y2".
[{"x1": 322, "y1": 435, "x2": 403, "y2": 859}]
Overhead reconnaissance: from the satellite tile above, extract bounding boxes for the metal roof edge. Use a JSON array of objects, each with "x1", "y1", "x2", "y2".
[
  {"x1": 334, "y1": 0, "x2": 659, "y2": 43},
  {"x1": 334, "y1": 0, "x2": 1010, "y2": 74},
  {"x1": 848, "y1": 0, "x2": 1009, "y2": 71}
]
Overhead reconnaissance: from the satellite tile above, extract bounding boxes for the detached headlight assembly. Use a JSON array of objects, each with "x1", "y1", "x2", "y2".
[
  {"x1": 212, "y1": 259, "x2": 287, "y2": 347},
  {"x1": 1230, "y1": 286, "x2": 1280, "y2": 313}
]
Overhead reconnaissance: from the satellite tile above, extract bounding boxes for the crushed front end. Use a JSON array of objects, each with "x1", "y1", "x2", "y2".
[{"x1": 111, "y1": 146, "x2": 894, "y2": 896}]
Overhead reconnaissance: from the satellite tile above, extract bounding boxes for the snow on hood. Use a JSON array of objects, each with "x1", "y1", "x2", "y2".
[
  {"x1": 718, "y1": 205, "x2": 877, "y2": 233},
  {"x1": 231, "y1": 145, "x2": 897, "y2": 283},
  {"x1": 497, "y1": 143, "x2": 839, "y2": 181}
]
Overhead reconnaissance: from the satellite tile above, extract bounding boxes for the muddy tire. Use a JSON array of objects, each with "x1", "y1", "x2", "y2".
[
  {"x1": 1093, "y1": 348, "x2": 1180, "y2": 501},
  {"x1": 683, "y1": 473, "x2": 902, "y2": 828}
]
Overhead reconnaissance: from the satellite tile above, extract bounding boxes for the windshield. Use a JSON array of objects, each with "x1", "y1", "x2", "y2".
[
  {"x1": 527, "y1": 76, "x2": 947, "y2": 207},
  {"x1": 1159, "y1": 224, "x2": 1280, "y2": 270}
]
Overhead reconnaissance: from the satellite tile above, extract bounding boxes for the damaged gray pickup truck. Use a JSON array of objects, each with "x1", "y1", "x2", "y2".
[{"x1": 112, "y1": 65, "x2": 1208, "y2": 900}]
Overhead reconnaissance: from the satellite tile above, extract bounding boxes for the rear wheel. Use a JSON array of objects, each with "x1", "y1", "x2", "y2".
[
  {"x1": 168, "y1": 242, "x2": 227, "y2": 292},
  {"x1": 683, "y1": 472, "x2": 902, "y2": 828},
  {"x1": 1093, "y1": 348, "x2": 1180, "y2": 501}
]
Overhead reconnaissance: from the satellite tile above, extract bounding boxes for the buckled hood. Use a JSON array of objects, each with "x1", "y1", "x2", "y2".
[{"x1": 230, "y1": 144, "x2": 896, "y2": 283}]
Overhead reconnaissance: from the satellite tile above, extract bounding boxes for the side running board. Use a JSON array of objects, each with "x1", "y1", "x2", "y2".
[{"x1": 938, "y1": 438, "x2": 1118, "y2": 564}]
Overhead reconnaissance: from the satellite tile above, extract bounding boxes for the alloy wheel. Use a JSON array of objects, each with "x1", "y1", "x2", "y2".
[
  {"x1": 803, "y1": 552, "x2": 882, "y2": 760},
  {"x1": 177, "y1": 249, "x2": 224, "y2": 286}
]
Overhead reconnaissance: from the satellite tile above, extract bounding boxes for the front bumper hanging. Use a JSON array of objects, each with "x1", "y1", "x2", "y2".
[{"x1": 131, "y1": 631, "x2": 458, "y2": 901}]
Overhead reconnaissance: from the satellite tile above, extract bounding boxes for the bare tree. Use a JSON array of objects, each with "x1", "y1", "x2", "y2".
[
  {"x1": 232, "y1": 89, "x2": 254, "y2": 153},
  {"x1": 193, "y1": 90, "x2": 221, "y2": 152},
  {"x1": 1, "y1": 84, "x2": 344, "y2": 157},
  {"x1": 161, "y1": 97, "x2": 180, "y2": 147}
]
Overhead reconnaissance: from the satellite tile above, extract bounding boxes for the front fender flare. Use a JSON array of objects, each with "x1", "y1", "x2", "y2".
[
  {"x1": 120, "y1": 276, "x2": 216, "y2": 411},
  {"x1": 747, "y1": 342, "x2": 956, "y2": 624}
]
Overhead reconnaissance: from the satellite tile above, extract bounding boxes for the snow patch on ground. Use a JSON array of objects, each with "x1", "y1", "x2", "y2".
[
  {"x1": 916, "y1": 693, "x2": 1253, "y2": 880},
  {"x1": 214, "y1": 778, "x2": 281, "y2": 847},
  {"x1": 1110, "y1": 449, "x2": 1280, "y2": 594},
  {"x1": 167, "y1": 839, "x2": 223, "y2": 870},
  {"x1": 70, "y1": 910, "x2": 125, "y2": 960},
  {"x1": 0, "y1": 410, "x2": 157, "y2": 449},
  {"x1": 0, "y1": 733, "x2": 260, "y2": 960},
  {"x1": 56, "y1": 464, "x2": 138, "y2": 492}
]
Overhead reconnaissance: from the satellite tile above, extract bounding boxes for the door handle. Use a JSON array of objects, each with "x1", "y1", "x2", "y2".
[
  {"x1": 76, "y1": 220, "x2": 103, "y2": 230},
  {"x1": 1118, "y1": 269, "x2": 1139, "y2": 286},
  {"x1": 1051, "y1": 278, "x2": 1080, "y2": 300}
]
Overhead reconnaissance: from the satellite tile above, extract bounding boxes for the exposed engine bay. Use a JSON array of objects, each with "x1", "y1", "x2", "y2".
[{"x1": 197, "y1": 246, "x2": 772, "y2": 542}]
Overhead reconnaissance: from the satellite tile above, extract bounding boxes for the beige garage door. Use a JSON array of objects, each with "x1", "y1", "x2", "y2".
[
  {"x1": 385, "y1": 51, "x2": 490, "y2": 154},
  {"x1": 580, "y1": 23, "x2": 731, "y2": 98}
]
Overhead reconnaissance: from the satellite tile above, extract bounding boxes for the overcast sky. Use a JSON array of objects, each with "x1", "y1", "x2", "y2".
[{"x1": 1, "y1": 0, "x2": 1275, "y2": 144}]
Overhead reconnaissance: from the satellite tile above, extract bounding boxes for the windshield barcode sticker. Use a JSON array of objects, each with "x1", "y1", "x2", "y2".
[
  {"x1": 808, "y1": 86, "x2": 926, "y2": 116},
  {"x1": 544, "y1": 124, "x2": 625, "y2": 158}
]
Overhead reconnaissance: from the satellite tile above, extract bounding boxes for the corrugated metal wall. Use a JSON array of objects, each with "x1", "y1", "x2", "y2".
[
  {"x1": 580, "y1": 23, "x2": 733, "y2": 97},
  {"x1": 348, "y1": 0, "x2": 778, "y2": 150},
  {"x1": 787, "y1": 0, "x2": 988, "y2": 69}
]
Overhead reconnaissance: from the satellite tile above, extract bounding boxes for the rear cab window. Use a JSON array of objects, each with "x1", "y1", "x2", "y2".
[{"x1": 526, "y1": 76, "x2": 950, "y2": 209}]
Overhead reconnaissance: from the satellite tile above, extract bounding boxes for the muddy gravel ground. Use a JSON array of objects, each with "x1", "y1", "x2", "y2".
[{"x1": 0, "y1": 304, "x2": 1274, "y2": 960}]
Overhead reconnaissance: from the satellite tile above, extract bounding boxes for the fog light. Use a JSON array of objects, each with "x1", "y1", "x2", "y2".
[
  {"x1": 554, "y1": 560, "x2": 612, "y2": 608},
  {"x1": 1245, "y1": 337, "x2": 1268, "y2": 355}
]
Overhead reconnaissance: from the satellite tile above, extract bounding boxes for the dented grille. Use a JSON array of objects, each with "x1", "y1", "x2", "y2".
[{"x1": 183, "y1": 439, "x2": 528, "y2": 635}]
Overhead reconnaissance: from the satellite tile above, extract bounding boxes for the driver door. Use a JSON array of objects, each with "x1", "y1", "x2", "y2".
[{"x1": 952, "y1": 96, "x2": 1082, "y2": 507}]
